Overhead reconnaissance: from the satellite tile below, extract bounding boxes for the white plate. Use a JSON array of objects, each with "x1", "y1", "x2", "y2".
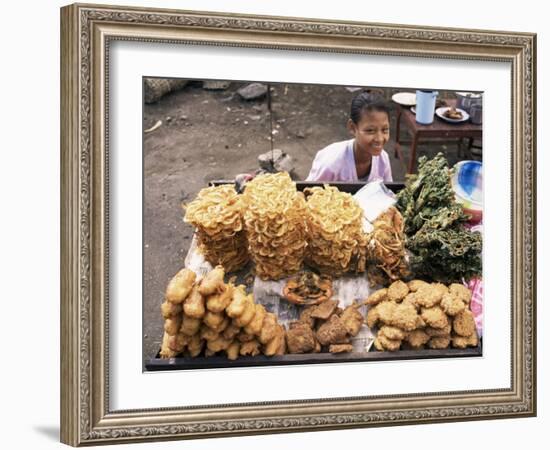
[
  {"x1": 391, "y1": 92, "x2": 416, "y2": 106},
  {"x1": 435, "y1": 106, "x2": 470, "y2": 123}
]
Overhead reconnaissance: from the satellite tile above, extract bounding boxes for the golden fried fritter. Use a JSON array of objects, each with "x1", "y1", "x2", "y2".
[
  {"x1": 232, "y1": 296, "x2": 256, "y2": 327},
  {"x1": 206, "y1": 283, "x2": 234, "y2": 313},
  {"x1": 428, "y1": 336, "x2": 451, "y2": 349},
  {"x1": 298, "y1": 306, "x2": 317, "y2": 328},
  {"x1": 206, "y1": 335, "x2": 232, "y2": 353},
  {"x1": 311, "y1": 299, "x2": 338, "y2": 320},
  {"x1": 365, "y1": 288, "x2": 388, "y2": 306},
  {"x1": 421, "y1": 306, "x2": 449, "y2": 329},
  {"x1": 402, "y1": 293, "x2": 420, "y2": 311},
  {"x1": 165, "y1": 268, "x2": 196, "y2": 304},
  {"x1": 329, "y1": 344, "x2": 353, "y2": 353},
  {"x1": 263, "y1": 325, "x2": 285, "y2": 356},
  {"x1": 187, "y1": 334, "x2": 204, "y2": 357},
  {"x1": 387, "y1": 280, "x2": 409, "y2": 302},
  {"x1": 222, "y1": 323, "x2": 241, "y2": 341},
  {"x1": 243, "y1": 304, "x2": 267, "y2": 336},
  {"x1": 376, "y1": 301, "x2": 397, "y2": 324},
  {"x1": 440, "y1": 293, "x2": 466, "y2": 316},
  {"x1": 316, "y1": 315, "x2": 349, "y2": 345},
  {"x1": 451, "y1": 328, "x2": 479, "y2": 348},
  {"x1": 449, "y1": 283, "x2": 472, "y2": 304},
  {"x1": 391, "y1": 302, "x2": 420, "y2": 331},
  {"x1": 199, "y1": 325, "x2": 219, "y2": 342},
  {"x1": 340, "y1": 304, "x2": 364, "y2": 337},
  {"x1": 183, "y1": 284, "x2": 206, "y2": 319},
  {"x1": 259, "y1": 313, "x2": 279, "y2": 345},
  {"x1": 453, "y1": 309, "x2": 476, "y2": 337},
  {"x1": 203, "y1": 310, "x2": 225, "y2": 329},
  {"x1": 405, "y1": 329, "x2": 430, "y2": 349},
  {"x1": 236, "y1": 330, "x2": 255, "y2": 343},
  {"x1": 198, "y1": 265, "x2": 225, "y2": 296},
  {"x1": 379, "y1": 325, "x2": 406, "y2": 341},
  {"x1": 160, "y1": 301, "x2": 182, "y2": 319},
  {"x1": 163, "y1": 315, "x2": 182, "y2": 336},
  {"x1": 180, "y1": 315, "x2": 201, "y2": 336},
  {"x1": 374, "y1": 333, "x2": 401, "y2": 351},
  {"x1": 286, "y1": 322, "x2": 317, "y2": 353},
  {"x1": 239, "y1": 339, "x2": 261, "y2": 356},
  {"x1": 366, "y1": 306, "x2": 380, "y2": 329},
  {"x1": 225, "y1": 285, "x2": 248, "y2": 318},
  {"x1": 425, "y1": 322, "x2": 452, "y2": 337},
  {"x1": 407, "y1": 279, "x2": 429, "y2": 292},
  {"x1": 159, "y1": 331, "x2": 178, "y2": 359},
  {"x1": 226, "y1": 341, "x2": 240, "y2": 360},
  {"x1": 415, "y1": 284, "x2": 444, "y2": 308}
]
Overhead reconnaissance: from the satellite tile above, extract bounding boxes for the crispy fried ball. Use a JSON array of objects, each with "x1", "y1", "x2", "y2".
[
  {"x1": 165, "y1": 268, "x2": 196, "y2": 304},
  {"x1": 203, "y1": 310, "x2": 225, "y2": 329},
  {"x1": 365, "y1": 288, "x2": 388, "y2": 306},
  {"x1": 440, "y1": 293, "x2": 466, "y2": 316},
  {"x1": 453, "y1": 309, "x2": 476, "y2": 337},
  {"x1": 421, "y1": 306, "x2": 449, "y2": 329},
  {"x1": 387, "y1": 280, "x2": 409, "y2": 302},
  {"x1": 449, "y1": 283, "x2": 472, "y2": 304}
]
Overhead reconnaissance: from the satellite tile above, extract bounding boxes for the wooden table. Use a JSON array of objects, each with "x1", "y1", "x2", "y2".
[{"x1": 393, "y1": 99, "x2": 482, "y2": 173}]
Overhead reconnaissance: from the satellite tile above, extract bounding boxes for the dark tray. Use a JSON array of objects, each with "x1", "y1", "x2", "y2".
[{"x1": 145, "y1": 342, "x2": 482, "y2": 371}]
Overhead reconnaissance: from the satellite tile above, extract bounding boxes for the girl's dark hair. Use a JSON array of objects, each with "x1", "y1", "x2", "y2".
[{"x1": 350, "y1": 90, "x2": 390, "y2": 124}]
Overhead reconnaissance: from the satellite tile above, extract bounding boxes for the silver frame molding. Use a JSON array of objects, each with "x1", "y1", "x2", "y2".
[{"x1": 61, "y1": 3, "x2": 536, "y2": 446}]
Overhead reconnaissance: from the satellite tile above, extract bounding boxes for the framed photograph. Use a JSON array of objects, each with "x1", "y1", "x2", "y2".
[{"x1": 60, "y1": 3, "x2": 536, "y2": 446}]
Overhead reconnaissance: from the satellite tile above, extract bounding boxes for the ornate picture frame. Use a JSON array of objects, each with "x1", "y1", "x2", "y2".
[{"x1": 60, "y1": 3, "x2": 536, "y2": 446}]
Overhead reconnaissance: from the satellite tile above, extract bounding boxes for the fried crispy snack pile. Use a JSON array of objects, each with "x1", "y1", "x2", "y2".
[
  {"x1": 160, "y1": 265, "x2": 286, "y2": 359},
  {"x1": 183, "y1": 184, "x2": 249, "y2": 273},
  {"x1": 242, "y1": 172, "x2": 308, "y2": 280},
  {"x1": 304, "y1": 185, "x2": 367, "y2": 276},
  {"x1": 285, "y1": 299, "x2": 364, "y2": 354},
  {"x1": 365, "y1": 279, "x2": 478, "y2": 351},
  {"x1": 365, "y1": 206, "x2": 409, "y2": 286}
]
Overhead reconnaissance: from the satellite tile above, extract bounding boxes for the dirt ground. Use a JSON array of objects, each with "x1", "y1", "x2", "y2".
[{"x1": 142, "y1": 80, "x2": 481, "y2": 364}]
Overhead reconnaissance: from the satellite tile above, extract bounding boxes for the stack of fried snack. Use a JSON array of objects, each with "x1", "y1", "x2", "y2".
[
  {"x1": 242, "y1": 172, "x2": 308, "y2": 280},
  {"x1": 365, "y1": 279, "x2": 478, "y2": 351},
  {"x1": 365, "y1": 206, "x2": 409, "y2": 286},
  {"x1": 159, "y1": 265, "x2": 286, "y2": 359},
  {"x1": 285, "y1": 299, "x2": 365, "y2": 354},
  {"x1": 183, "y1": 184, "x2": 249, "y2": 273},
  {"x1": 304, "y1": 185, "x2": 367, "y2": 276}
]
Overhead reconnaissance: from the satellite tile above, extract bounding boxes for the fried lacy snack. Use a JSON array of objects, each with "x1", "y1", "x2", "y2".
[
  {"x1": 366, "y1": 207, "x2": 409, "y2": 286},
  {"x1": 365, "y1": 280, "x2": 479, "y2": 352},
  {"x1": 304, "y1": 185, "x2": 367, "y2": 276},
  {"x1": 183, "y1": 184, "x2": 249, "y2": 273},
  {"x1": 159, "y1": 266, "x2": 288, "y2": 360},
  {"x1": 242, "y1": 172, "x2": 308, "y2": 280}
]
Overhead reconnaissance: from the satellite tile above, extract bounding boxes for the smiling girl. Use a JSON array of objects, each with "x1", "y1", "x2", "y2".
[{"x1": 306, "y1": 91, "x2": 393, "y2": 182}]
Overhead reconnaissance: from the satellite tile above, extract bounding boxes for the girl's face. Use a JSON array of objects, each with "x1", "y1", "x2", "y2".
[{"x1": 348, "y1": 110, "x2": 390, "y2": 157}]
